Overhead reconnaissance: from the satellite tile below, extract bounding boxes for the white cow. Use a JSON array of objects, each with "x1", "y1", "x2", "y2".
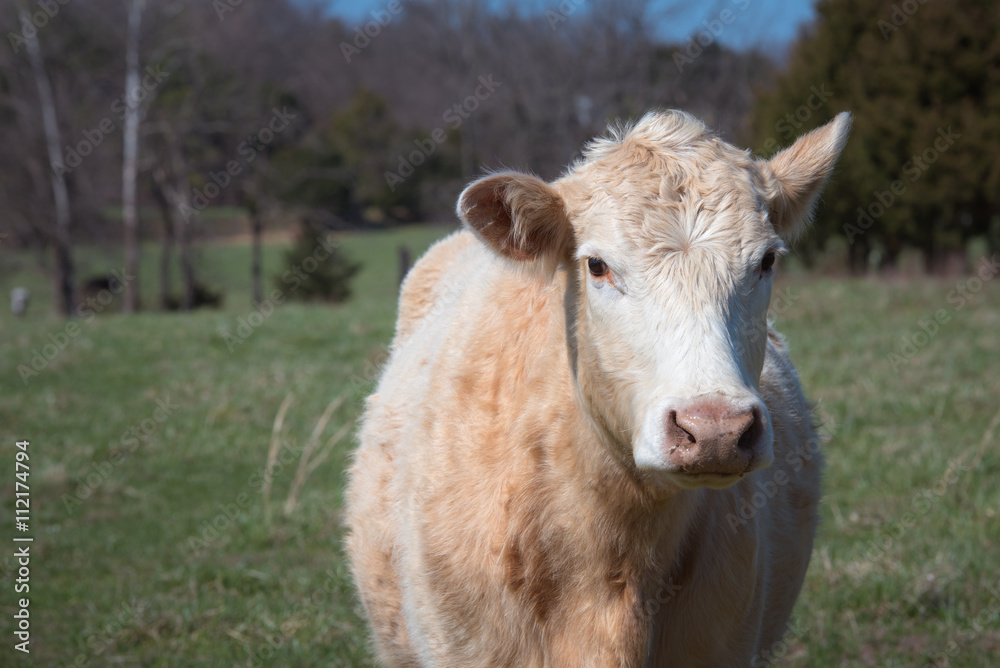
[{"x1": 346, "y1": 110, "x2": 851, "y2": 667}]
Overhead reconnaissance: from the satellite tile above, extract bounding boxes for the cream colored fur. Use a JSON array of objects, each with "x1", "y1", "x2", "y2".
[{"x1": 345, "y1": 110, "x2": 851, "y2": 667}]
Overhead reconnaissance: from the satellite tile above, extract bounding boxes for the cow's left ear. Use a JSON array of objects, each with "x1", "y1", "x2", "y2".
[
  {"x1": 759, "y1": 111, "x2": 852, "y2": 241},
  {"x1": 457, "y1": 171, "x2": 572, "y2": 270}
]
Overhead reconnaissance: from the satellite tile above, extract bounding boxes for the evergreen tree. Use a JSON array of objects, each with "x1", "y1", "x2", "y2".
[{"x1": 753, "y1": 0, "x2": 1000, "y2": 273}]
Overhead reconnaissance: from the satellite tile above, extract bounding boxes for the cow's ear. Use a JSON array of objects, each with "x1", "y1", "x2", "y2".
[
  {"x1": 457, "y1": 171, "x2": 572, "y2": 270},
  {"x1": 760, "y1": 112, "x2": 852, "y2": 241}
]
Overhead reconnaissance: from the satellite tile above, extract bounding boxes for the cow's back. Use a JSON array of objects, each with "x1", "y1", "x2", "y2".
[{"x1": 393, "y1": 230, "x2": 478, "y2": 347}]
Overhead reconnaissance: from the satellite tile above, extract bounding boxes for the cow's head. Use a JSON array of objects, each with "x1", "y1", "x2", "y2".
[{"x1": 457, "y1": 110, "x2": 850, "y2": 492}]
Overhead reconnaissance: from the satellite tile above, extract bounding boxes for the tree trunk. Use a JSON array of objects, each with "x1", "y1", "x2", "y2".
[
  {"x1": 252, "y1": 213, "x2": 263, "y2": 305},
  {"x1": 159, "y1": 213, "x2": 174, "y2": 310},
  {"x1": 398, "y1": 245, "x2": 411, "y2": 288},
  {"x1": 152, "y1": 136, "x2": 196, "y2": 311},
  {"x1": 176, "y1": 208, "x2": 195, "y2": 310},
  {"x1": 921, "y1": 210, "x2": 942, "y2": 275},
  {"x1": 168, "y1": 156, "x2": 195, "y2": 311},
  {"x1": 847, "y1": 238, "x2": 868, "y2": 275},
  {"x1": 21, "y1": 8, "x2": 74, "y2": 315},
  {"x1": 881, "y1": 238, "x2": 902, "y2": 275},
  {"x1": 150, "y1": 169, "x2": 174, "y2": 310},
  {"x1": 244, "y1": 191, "x2": 263, "y2": 305},
  {"x1": 121, "y1": 0, "x2": 147, "y2": 313}
]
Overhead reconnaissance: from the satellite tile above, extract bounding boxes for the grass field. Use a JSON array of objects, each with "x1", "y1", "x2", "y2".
[{"x1": 1, "y1": 226, "x2": 999, "y2": 667}]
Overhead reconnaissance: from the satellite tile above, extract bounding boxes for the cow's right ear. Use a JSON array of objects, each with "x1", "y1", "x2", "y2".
[{"x1": 457, "y1": 171, "x2": 573, "y2": 269}]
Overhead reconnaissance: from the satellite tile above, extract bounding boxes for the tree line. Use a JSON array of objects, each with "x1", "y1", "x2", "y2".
[
  {"x1": 754, "y1": 0, "x2": 1000, "y2": 273},
  {"x1": 1, "y1": 0, "x2": 995, "y2": 315}
]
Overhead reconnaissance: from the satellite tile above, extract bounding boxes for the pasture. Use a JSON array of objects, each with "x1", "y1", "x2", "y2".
[{"x1": 1, "y1": 226, "x2": 999, "y2": 666}]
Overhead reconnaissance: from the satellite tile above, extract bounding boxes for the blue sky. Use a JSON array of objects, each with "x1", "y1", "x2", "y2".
[{"x1": 318, "y1": 0, "x2": 817, "y2": 51}]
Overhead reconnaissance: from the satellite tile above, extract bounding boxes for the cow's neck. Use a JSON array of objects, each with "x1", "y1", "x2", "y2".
[
  {"x1": 482, "y1": 264, "x2": 701, "y2": 566},
  {"x1": 559, "y1": 396, "x2": 702, "y2": 571},
  {"x1": 541, "y1": 269, "x2": 702, "y2": 609},
  {"x1": 544, "y1": 369, "x2": 701, "y2": 665},
  {"x1": 486, "y1": 265, "x2": 701, "y2": 663},
  {"x1": 553, "y1": 265, "x2": 701, "y2": 559}
]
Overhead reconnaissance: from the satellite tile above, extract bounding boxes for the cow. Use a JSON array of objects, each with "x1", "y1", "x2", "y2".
[{"x1": 345, "y1": 109, "x2": 851, "y2": 667}]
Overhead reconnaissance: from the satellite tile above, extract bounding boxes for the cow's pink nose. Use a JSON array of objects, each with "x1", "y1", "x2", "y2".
[{"x1": 664, "y1": 397, "x2": 764, "y2": 477}]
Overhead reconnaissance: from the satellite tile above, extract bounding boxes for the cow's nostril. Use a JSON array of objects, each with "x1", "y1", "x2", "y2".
[
  {"x1": 665, "y1": 410, "x2": 697, "y2": 448},
  {"x1": 736, "y1": 409, "x2": 761, "y2": 451}
]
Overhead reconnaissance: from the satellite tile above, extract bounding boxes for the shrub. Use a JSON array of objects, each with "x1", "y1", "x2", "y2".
[{"x1": 276, "y1": 216, "x2": 361, "y2": 303}]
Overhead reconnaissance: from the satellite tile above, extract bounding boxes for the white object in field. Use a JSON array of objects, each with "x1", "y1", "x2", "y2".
[{"x1": 11, "y1": 287, "x2": 29, "y2": 316}]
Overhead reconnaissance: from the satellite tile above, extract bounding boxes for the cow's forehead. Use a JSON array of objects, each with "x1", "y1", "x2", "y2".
[{"x1": 560, "y1": 113, "x2": 774, "y2": 259}]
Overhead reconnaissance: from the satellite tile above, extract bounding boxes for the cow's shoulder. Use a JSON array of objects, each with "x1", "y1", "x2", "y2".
[{"x1": 395, "y1": 230, "x2": 478, "y2": 346}]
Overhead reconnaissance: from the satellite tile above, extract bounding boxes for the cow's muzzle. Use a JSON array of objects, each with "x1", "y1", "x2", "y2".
[{"x1": 637, "y1": 393, "x2": 774, "y2": 489}]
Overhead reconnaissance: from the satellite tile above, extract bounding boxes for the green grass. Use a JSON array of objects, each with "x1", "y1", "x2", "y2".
[
  {"x1": 1, "y1": 228, "x2": 998, "y2": 666},
  {"x1": 0, "y1": 224, "x2": 453, "y2": 667}
]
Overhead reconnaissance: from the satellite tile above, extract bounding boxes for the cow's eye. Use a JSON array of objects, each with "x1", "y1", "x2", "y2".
[
  {"x1": 761, "y1": 252, "x2": 776, "y2": 273},
  {"x1": 588, "y1": 258, "x2": 608, "y2": 277}
]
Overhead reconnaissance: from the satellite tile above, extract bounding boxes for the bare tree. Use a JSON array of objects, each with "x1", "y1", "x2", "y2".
[
  {"x1": 18, "y1": 4, "x2": 75, "y2": 315},
  {"x1": 121, "y1": 0, "x2": 147, "y2": 312},
  {"x1": 148, "y1": 120, "x2": 197, "y2": 310},
  {"x1": 149, "y1": 166, "x2": 175, "y2": 309},
  {"x1": 0, "y1": 0, "x2": 779, "y2": 286}
]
